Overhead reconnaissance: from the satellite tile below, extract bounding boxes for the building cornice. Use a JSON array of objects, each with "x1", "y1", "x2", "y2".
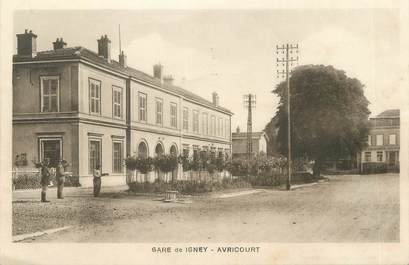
[
  {"x1": 13, "y1": 58, "x2": 233, "y2": 116},
  {"x1": 130, "y1": 125, "x2": 230, "y2": 145}
]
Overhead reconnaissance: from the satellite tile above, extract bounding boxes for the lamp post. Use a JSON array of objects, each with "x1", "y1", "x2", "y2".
[{"x1": 276, "y1": 44, "x2": 299, "y2": 190}]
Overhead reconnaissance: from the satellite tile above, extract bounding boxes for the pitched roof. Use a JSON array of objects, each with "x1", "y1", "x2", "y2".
[
  {"x1": 375, "y1": 109, "x2": 400, "y2": 118},
  {"x1": 13, "y1": 47, "x2": 233, "y2": 114}
]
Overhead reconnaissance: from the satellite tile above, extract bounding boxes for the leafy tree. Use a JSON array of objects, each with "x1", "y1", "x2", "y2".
[
  {"x1": 273, "y1": 65, "x2": 370, "y2": 177},
  {"x1": 263, "y1": 115, "x2": 280, "y2": 156}
]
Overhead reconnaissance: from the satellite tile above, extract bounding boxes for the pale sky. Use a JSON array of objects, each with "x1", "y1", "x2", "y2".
[{"x1": 14, "y1": 9, "x2": 403, "y2": 132}]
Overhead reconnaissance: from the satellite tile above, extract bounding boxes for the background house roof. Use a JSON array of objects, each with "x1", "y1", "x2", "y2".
[
  {"x1": 232, "y1": 131, "x2": 268, "y2": 141},
  {"x1": 375, "y1": 109, "x2": 400, "y2": 118},
  {"x1": 13, "y1": 46, "x2": 233, "y2": 115}
]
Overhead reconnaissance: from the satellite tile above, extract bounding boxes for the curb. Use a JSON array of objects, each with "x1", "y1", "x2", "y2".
[
  {"x1": 13, "y1": 226, "x2": 72, "y2": 242},
  {"x1": 290, "y1": 182, "x2": 318, "y2": 190},
  {"x1": 214, "y1": 189, "x2": 264, "y2": 199}
]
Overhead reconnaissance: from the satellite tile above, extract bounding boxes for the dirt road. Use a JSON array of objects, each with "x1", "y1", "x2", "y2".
[{"x1": 14, "y1": 173, "x2": 399, "y2": 242}]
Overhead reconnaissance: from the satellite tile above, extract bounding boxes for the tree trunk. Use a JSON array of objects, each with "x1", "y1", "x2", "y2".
[{"x1": 313, "y1": 159, "x2": 322, "y2": 178}]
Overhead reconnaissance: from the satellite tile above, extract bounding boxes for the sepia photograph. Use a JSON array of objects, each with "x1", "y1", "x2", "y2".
[{"x1": 1, "y1": 1, "x2": 409, "y2": 264}]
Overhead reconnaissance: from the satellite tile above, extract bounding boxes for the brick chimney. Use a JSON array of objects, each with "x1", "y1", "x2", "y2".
[
  {"x1": 119, "y1": 51, "x2": 127, "y2": 68},
  {"x1": 212, "y1": 92, "x2": 219, "y2": 106},
  {"x1": 16, "y1": 29, "x2": 37, "y2": 57},
  {"x1": 53, "y1": 38, "x2": 67, "y2": 50},
  {"x1": 163, "y1": 75, "x2": 174, "y2": 85},
  {"x1": 97, "y1": 35, "x2": 111, "y2": 63},
  {"x1": 153, "y1": 63, "x2": 163, "y2": 81}
]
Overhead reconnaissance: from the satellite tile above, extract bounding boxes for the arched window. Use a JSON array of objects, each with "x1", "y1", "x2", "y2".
[
  {"x1": 155, "y1": 143, "x2": 164, "y2": 157},
  {"x1": 138, "y1": 141, "x2": 148, "y2": 158},
  {"x1": 170, "y1": 145, "x2": 178, "y2": 157}
]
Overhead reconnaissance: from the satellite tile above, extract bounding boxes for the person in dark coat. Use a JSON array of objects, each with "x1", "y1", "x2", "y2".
[
  {"x1": 56, "y1": 160, "x2": 66, "y2": 199},
  {"x1": 40, "y1": 158, "x2": 51, "y2": 203},
  {"x1": 93, "y1": 164, "x2": 102, "y2": 197}
]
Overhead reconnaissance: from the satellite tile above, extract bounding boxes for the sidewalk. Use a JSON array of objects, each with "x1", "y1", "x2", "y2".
[{"x1": 13, "y1": 185, "x2": 129, "y2": 201}]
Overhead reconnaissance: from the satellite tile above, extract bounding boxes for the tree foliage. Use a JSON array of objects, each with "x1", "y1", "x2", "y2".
[{"x1": 273, "y1": 65, "x2": 370, "y2": 176}]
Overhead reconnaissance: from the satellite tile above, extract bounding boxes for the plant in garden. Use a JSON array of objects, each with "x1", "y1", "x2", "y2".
[
  {"x1": 153, "y1": 155, "x2": 178, "y2": 173},
  {"x1": 214, "y1": 157, "x2": 225, "y2": 172},
  {"x1": 273, "y1": 65, "x2": 370, "y2": 177},
  {"x1": 125, "y1": 156, "x2": 154, "y2": 174},
  {"x1": 178, "y1": 155, "x2": 192, "y2": 171},
  {"x1": 124, "y1": 156, "x2": 138, "y2": 171},
  {"x1": 191, "y1": 155, "x2": 202, "y2": 171}
]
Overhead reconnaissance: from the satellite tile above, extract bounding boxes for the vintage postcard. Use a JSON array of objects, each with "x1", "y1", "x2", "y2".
[{"x1": 0, "y1": 0, "x2": 408, "y2": 264}]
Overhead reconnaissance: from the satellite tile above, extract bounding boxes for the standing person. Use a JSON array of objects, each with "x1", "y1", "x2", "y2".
[
  {"x1": 40, "y1": 158, "x2": 51, "y2": 203},
  {"x1": 56, "y1": 160, "x2": 66, "y2": 199},
  {"x1": 93, "y1": 165, "x2": 102, "y2": 197}
]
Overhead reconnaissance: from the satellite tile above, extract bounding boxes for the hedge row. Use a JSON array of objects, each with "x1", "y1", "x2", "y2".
[
  {"x1": 248, "y1": 172, "x2": 317, "y2": 186},
  {"x1": 12, "y1": 174, "x2": 81, "y2": 190},
  {"x1": 128, "y1": 179, "x2": 251, "y2": 194},
  {"x1": 362, "y1": 162, "x2": 387, "y2": 174}
]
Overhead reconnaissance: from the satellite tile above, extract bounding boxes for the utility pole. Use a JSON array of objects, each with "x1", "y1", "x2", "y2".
[
  {"x1": 243, "y1": 94, "x2": 256, "y2": 160},
  {"x1": 276, "y1": 44, "x2": 299, "y2": 190}
]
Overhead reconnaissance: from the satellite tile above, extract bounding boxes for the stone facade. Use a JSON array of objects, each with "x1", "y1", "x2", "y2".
[
  {"x1": 12, "y1": 30, "x2": 233, "y2": 187},
  {"x1": 358, "y1": 109, "x2": 400, "y2": 172}
]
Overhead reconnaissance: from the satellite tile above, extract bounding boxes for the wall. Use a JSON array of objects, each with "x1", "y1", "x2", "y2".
[
  {"x1": 12, "y1": 122, "x2": 79, "y2": 175},
  {"x1": 78, "y1": 122, "x2": 126, "y2": 187},
  {"x1": 13, "y1": 62, "x2": 79, "y2": 113},
  {"x1": 78, "y1": 63, "x2": 127, "y2": 123}
]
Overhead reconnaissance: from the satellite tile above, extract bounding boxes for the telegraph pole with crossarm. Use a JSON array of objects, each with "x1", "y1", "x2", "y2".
[
  {"x1": 276, "y1": 44, "x2": 299, "y2": 190},
  {"x1": 243, "y1": 94, "x2": 256, "y2": 160}
]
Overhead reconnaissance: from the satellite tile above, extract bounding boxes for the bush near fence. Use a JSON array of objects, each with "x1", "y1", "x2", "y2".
[
  {"x1": 126, "y1": 155, "x2": 318, "y2": 194},
  {"x1": 128, "y1": 178, "x2": 251, "y2": 194},
  {"x1": 12, "y1": 169, "x2": 81, "y2": 190},
  {"x1": 362, "y1": 162, "x2": 388, "y2": 174}
]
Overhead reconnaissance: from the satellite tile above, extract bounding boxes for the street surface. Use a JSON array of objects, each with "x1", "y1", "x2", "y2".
[{"x1": 13, "y1": 173, "x2": 399, "y2": 242}]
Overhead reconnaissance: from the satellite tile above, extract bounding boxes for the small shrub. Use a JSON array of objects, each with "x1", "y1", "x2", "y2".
[
  {"x1": 125, "y1": 156, "x2": 154, "y2": 174},
  {"x1": 362, "y1": 162, "x2": 387, "y2": 174},
  {"x1": 154, "y1": 155, "x2": 178, "y2": 173},
  {"x1": 12, "y1": 173, "x2": 41, "y2": 189},
  {"x1": 64, "y1": 175, "x2": 81, "y2": 187},
  {"x1": 178, "y1": 155, "x2": 192, "y2": 171},
  {"x1": 127, "y1": 179, "x2": 251, "y2": 195}
]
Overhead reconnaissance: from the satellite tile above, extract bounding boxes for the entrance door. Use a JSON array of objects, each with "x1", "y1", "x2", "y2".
[
  {"x1": 40, "y1": 139, "x2": 61, "y2": 167},
  {"x1": 388, "y1": 151, "x2": 397, "y2": 165}
]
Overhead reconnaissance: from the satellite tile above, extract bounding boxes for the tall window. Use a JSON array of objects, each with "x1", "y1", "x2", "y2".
[
  {"x1": 376, "y1": 134, "x2": 383, "y2": 146},
  {"x1": 41, "y1": 76, "x2": 59, "y2": 112},
  {"x1": 364, "y1": 152, "x2": 371, "y2": 162},
  {"x1": 211, "y1": 115, "x2": 216, "y2": 136},
  {"x1": 225, "y1": 119, "x2": 229, "y2": 139},
  {"x1": 113, "y1": 141, "x2": 123, "y2": 173},
  {"x1": 377, "y1": 151, "x2": 383, "y2": 162},
  {"x1": 89, "y1": 78, "x2": 101, "y2": 114},
  {"x1": 368, "y1": 135, "x2": 372, "y2": 146},
  {"x1": 202, "y1": 113, "x2": 208, "y2": 135},
  {"x1": 389, "y1": 134, "x2": 396, "y2": 145},
  {"x1": 138, "y1": 92, "x2": 147, "y2": 122},
  {"x1": 112, "y1": 86, "x2": 122, "y2": 118},
  {"x1": 183, "y1": 107, "x2": 189, "y2": 131},
  {"x1": 170, "y1": 103, "x2": 177, "y2": 128},
  {"x1": 156, "y1": 98, "x2": 163, "y2": 125},
  {"x1": 218, "y1": 118, "x2": 222, "y2": 136},
  {"x1": 193, "y1": 110, "x2": 199, "y2": 133},
  {"x1": 89, "y1": 139, "x2": 101, "y2": 173}
]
